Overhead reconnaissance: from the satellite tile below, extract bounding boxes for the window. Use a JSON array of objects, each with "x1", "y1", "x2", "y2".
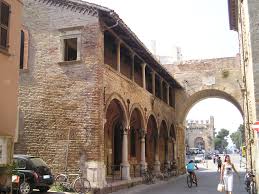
[
  {"x1": 20, "y1": 30, "x2": 24, "y2": 69},
  {"x1": 64, "y1": 38, "x2": 77, "y2": 61},
  {"x1": 0, "y1": 1, "x2": 10, "y2": 49}
]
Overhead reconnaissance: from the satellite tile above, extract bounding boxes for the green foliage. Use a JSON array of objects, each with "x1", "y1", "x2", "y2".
[
  {"x1": 230, "y1": 124, "x2": 245, "y2": 149},
  {"x1": 214, "y1": 128, "x2": 229, "y2": 152}
]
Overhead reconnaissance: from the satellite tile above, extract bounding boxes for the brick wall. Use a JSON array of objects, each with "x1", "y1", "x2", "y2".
[{"x1": 15, "y1": 0, "x2": 104, "y2": 174}]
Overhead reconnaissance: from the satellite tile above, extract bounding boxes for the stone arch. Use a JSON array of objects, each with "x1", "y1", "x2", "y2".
[
  {"x1": 146, "y1": 111, "x2": 158, "y2": 129},
  {"x1": 129, "y1": 107, "x2": 145, "y2": 164},
  {"x1": 129, "y1": 103, "x2": 145, "y2": 129},
  {"x1": 159, "y1": 120, "x2": 168, "y2": 168},
  {"x1": 105, "y1": 92, "x2": 129, "y2": 126},
  {"x1": 146, "y1": 114, "x2": 158, "y2": 165},
  {"x1": 104, "y1": 98, "x2": 127, "y2": 173},
  {"x1": 179, "y1": 89, "x2": 243, "y2": 124}
]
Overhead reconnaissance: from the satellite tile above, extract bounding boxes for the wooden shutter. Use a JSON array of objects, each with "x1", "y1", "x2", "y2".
[{"x1": 0, "y1": 1, "x2": 10, "y2": 49}]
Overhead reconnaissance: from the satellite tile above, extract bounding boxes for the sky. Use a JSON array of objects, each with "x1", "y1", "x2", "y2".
[
  {"x1": 86, "y1": 0, "x2": 239, "y2": 59},
  {"x1": 186, "y1": 98, "x2": 243, "y2": 147},
  {"x1": 85, "y1": 0, "x2": 242, "y2": 146}
]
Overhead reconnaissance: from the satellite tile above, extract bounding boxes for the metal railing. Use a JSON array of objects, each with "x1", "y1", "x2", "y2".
[
  {"x1": 130, "y1": 164, "x2": 141, "y2": 178},
  {"x1": 106, "y1": 165, "x2": 122, "y2": 182}
]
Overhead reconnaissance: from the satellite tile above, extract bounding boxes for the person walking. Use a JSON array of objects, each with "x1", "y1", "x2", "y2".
[
  {"x1": 220, "y1": 155, "x2": 240, "y2": 194},
  {"x1": 217, "y1": 156, "x2": 222, "y2": 172}
]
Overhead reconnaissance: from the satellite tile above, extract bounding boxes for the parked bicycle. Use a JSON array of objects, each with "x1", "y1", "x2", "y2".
[
  {"x1": 142, "y1": 168, "x2": 155, "y2": 184},
  {"x1": 244, "y1": 170, "x2": 256, "y2": 194},
  {"x1": 55, "y1": 171, "x2": 91, "y2": 194},
  {"x1": 162, "y1": 166, "x2": 171, "y2": 180},
  {"x1": 186, "y1": 172, "x2": 197, "y2": 188}
]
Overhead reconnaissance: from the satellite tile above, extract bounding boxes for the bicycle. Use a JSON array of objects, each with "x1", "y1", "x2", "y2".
[
  {"x1": 245, "y1": 171, "x2": 256, "y2": 194},
  {"x1": 186, "y1": 171, "x2": 197, "y2": 188},
  {"x1": 55, "y1": 171, "x2": 91, "y2": 194},
  {"x1": 162, "y1": 166, "x2": 171, "y2": 181},
  {"x1": 142, "y1": 168, "x2": 155, "y2": 184}
]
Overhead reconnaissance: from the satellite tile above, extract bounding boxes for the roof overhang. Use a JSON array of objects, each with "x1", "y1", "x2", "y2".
[
  {"x1": 228, "y1": 0, "x2": 238, "y2": 31},
  {"x1": 99, "y1": 11, "x2": 183, "y2": 88},
  {"x1": 34, "y1": 0, "x2": 183, "y2": 88}
]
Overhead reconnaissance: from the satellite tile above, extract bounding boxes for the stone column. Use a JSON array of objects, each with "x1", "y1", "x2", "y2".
[
  {"x1": 141, "y1": 63, "x2": 146, "y2": 89},
  {"x1": 140, "y1": 129, "x2": 147, "y2": 172},
  {"x1": 121, "y1": 128, "x2": 131, "y2": 180},
  {"x1": 154, "y1": 138, "x2": 160, "y2": 174},
  {"x1": 132, "y1": 54, "x2": 135, "y2": 81},
  {"x1": 117, "y1": 40, "x2": 121, "y2": 72},
  {"x1": 160, "y1": 79, "x2": 163, "y2": 99},
  {"x1": 165, "y1": 139, "x2": 170, "y2": 168},
  {"x1": 167, "y1": 85, "x2": 170, "y2": 105},
  {"x1": 152, "y1": 71, "x2": 156, "y2": 96}
]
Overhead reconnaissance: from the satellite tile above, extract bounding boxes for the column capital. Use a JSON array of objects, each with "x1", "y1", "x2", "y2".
[
  {"x1": 137, "y1": 128, "x2": 147, "y2": 138},
  {"x1": 141, "y1": 63, "x2": 147, "y2": 68},
  {"x1": 116, "y1": 39, "x2": 121, "y2": 45},
  {"x1": 122, "y1": 127, "x2": 130, "y2": 134}
]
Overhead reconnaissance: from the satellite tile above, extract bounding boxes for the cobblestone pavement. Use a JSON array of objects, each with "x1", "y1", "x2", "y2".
[{"x1": 112, "y1": 155, "x2": 247, "y2": 194}]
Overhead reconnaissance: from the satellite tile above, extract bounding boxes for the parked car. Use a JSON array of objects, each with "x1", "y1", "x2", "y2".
[
  {"x1": 194, "y1": 154, "x2": 204, "y2": 163},
  {"x1": 12, "y1": 155, "x2": 54, "y2": 194}
]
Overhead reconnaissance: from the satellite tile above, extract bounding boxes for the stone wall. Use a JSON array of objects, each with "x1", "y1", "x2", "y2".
[
  {"x1": 163, "y1": 56, "x2": 243, "y2": 123},
  {"x1": 186, "y1": 117, "x2": 215, "y2": 152}
]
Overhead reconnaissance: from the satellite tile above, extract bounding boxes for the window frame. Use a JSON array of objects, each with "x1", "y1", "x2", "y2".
[
  {"x1": 0, "y1": 0, "x2": 10, "y2": 51},
  {"x1": 60, "y1": 31, "x2": 81, "y2": 63}
]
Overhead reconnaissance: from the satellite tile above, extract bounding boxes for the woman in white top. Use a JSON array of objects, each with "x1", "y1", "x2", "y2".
[{"x1": 220, "y1": 155, "x2": 240, "y2": 194}]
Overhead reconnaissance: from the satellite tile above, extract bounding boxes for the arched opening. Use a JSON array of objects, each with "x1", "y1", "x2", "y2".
[
  {"x1": 159, "y1": 120, "x2": 168, "y2": 169},
  {"x1": 185, "y1": 97, "x2": 243, "y2": 155},
  {"x1": 146, "y1": 115, "x2": 158, "y2": 166},
  {"x1": 129, "y1": 108, "x2": 144, "y2": 164},
  {"x1": 104, "y1": 99, "x2": 126, "y2": 173}
]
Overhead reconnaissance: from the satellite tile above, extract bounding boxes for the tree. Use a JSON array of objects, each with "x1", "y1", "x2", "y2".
[
  {"x1": 230, "y1": 124, "x2": 245, "y2": 149},
  {"x1": 214, "y1": 128, "x2": 229, "y2": 152}
]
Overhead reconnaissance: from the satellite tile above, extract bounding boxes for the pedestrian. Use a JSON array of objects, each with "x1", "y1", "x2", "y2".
[
  {"x1": 213, "y1": 156, "x2": 216, "y2": 164},
  {"x1": 220, "y1": 155, "x2": 240, "y2": 194},
  {"x1": 217, "y1": 156, "x2": 222, "y2": 172}
]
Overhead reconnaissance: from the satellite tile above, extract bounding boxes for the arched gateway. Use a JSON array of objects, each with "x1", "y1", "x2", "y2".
[
  {"x1": 164, "y1": 56, "x2": 244, "y2": 157},
  {"x1": 164, "y1": 56, "x2": 244, "y2": 123}
]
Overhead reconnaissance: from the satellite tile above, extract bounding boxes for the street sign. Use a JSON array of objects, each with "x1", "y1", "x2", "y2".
[{"x1": 252, "y1": 121, "x2": 259, "y2": 132}]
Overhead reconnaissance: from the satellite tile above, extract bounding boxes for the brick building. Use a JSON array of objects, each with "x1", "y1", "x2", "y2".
[
  {"x1": 16, "y1": 0, "x2": 185, "y2": 188},
  {"x1": 186, "y1": 116, "x2": 215, "y2": 152}
]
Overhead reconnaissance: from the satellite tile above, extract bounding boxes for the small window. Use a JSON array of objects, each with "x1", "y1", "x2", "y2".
[
  {"x1": 64, "y1": 38, "x2": 77, "y2": 61},
  {"x1": 20, "y1": 30, "x2": 24, "y2": 69},
  {"x1": 0, "y1": 1, "x2": 10, "y2": 49}
]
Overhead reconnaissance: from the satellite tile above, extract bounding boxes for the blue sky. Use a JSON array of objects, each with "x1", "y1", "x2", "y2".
[{"x1": 85, "y1": 0, "x2": 242, "y2": 144}]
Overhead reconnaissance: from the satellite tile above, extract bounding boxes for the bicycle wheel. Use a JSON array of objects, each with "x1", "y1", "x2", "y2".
[
  {"x1": 73, "y1": 177, "x2": 91, "y2": 194},
  {"x1": 249, "y1": 181, "x2": 256, "y2": 194},
  {"x1": 186, "y1": 174, "x2": 192, "y2": 188},
  {"x1": 55, "y1": 174, "x2": 67, "y2": 187},
  {"x1": 193, "y1": 175, "x2": 198, "y2": 187}
]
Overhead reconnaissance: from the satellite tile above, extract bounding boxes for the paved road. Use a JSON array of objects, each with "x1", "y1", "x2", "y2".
[{"x1": 112, "y1": 154, "x2": 247, "y2": 194}]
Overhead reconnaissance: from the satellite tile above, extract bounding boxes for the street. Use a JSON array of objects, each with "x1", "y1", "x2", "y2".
[
  {"x1": 28, "y1": 154, "x2": 247, "y2": 194},
  {"x1": 111, "y1": 154, "x2": 247, "y2": 194}
]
